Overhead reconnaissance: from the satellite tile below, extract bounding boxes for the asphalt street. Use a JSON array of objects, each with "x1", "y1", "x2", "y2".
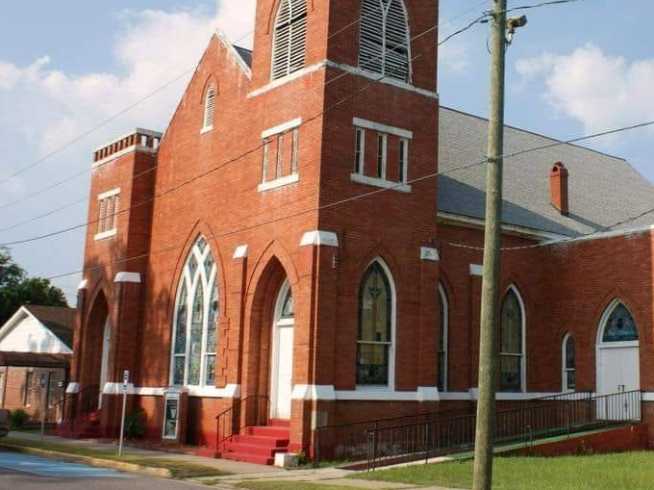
[{"x1": 0, "y1": 451, "x2": 210, "y2": 490}]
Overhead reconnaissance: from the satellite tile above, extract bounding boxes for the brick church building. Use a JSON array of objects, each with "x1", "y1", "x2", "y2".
[{"x1": 65, "y1": 0, "x2": 654, "y2": 463}]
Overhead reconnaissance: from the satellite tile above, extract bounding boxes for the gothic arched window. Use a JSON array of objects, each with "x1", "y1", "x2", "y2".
[
  {"x1": 357, "y1": 260, "x2": 395, "y2": 387},
  {"x1": 602, "y1": 303, "x2": 638, "y2": 342},
  {"x1": 359, "y1": 0, "x2": 411, "y2": 82},
  {"x1": 271, "y1": 0, "x2": 308, "y2": 80},
  {"x1": 437, "y1": 284, "x2": 448, "y2": 392},
  {"x1": 562, "y1": 334, "x2": 576, "y2": 391},
  {"x1": 499, "y1": 287, "x2": 525, "y2": 392},
  {"x1": 171, "y1": 237, "x2": 219, "y2": 387}
]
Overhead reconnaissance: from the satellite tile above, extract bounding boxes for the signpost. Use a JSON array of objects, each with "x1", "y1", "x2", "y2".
[{"x1": 118, "y1": 370, "x2": 129, "y2": 457}]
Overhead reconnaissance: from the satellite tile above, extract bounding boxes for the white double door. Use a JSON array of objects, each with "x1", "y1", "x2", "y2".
[
  {"x1": 98, "y1": 319, "x2": 112, "y2": 408},
  {"x1": 597, "y1": 343, "x2": 640, "y2": 420},
  {"x1": 270, "y1": 320, "x2": 294, "y2": 420}
]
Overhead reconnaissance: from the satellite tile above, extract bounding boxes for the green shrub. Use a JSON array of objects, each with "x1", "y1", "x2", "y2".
[
  {"x1": 10, "y1": 409, "x2": 29, "y2": 429},
  {"x1": 124, "y1": 409, "x2": 146, "y2": 439}
]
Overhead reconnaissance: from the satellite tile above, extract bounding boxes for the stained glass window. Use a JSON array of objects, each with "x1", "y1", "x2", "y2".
[
  {"x1": 437, "y1": 285, "x2": 447, "y2": 392},
  {"x1": 499, "y1": 289, "x2": 523, "y2": 392},
  {"x1": 171, "y1": 237, "x2": 219, "y2": 386},
  {"x1": 602, "y1": 304, "x2": 638, "y2": 342},
  {"x1": 357, "y1": 261, "x2": 393, "y2": 386},
  {"x1": 563, "y1": 335, "x2": 575, "y2": 391},
  {"x1": 281, "y1": 289, "x2": 294, "y2": 319}
]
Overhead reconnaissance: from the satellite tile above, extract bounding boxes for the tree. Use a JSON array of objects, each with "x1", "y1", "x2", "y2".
[{"x1": 0, "y1": 248, "x2": 68, "y2": 325}]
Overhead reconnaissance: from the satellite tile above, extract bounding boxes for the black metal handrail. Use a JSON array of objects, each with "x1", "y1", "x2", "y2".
[
  {"x1": 314, "y1": 405, "x2": 476, "y2": 465},
  {"x1": 365, "y1": 390, "x2": 642, "y2": 470},
  {"x1": 216, "y1": 394, "x2": 269, "y2": 452}
]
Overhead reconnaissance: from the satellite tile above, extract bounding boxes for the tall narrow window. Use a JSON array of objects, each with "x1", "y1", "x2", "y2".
[
  {"x1": 357, "y1": 260, "x2": 394, "y2": 387},
  {"x1": 171, "y1": 237, "x2": 220, "y2": 387},
  {"x1": 271, "y1": 0, "x2": 308, "y2": 80},
  {"x1": 359, "y1": 0, "x2": 411, "y2": 82},
  {"x1": 262, "y1": 139, "x2": 270, "y2": 183},
  {"x1": 291, "y1": 128, "x2": 300, "y2": 174},
  {"x1": 24, "y1": 372, "x2": 33, "y2": 406},
  {"x1": 96, "y1": 190, "x2": 120, "y2": 238},
  {"x1": 399, "y1": 138, "x2": 408, "y2": 183},
  {"x1": 354, "y1": 128, "x2": 365, "y2": 174},
  {"x1": 499, "y1": 288, "x2": 525, "y2": 392},
  {"x1": 276, "y1": 134, "x2": 285, "y2": 179},
  {"x1": 376, "y1": 133, "x2": 387, "y2": 178},
  {"x1": 203, "y1": 87, "x2": 216, "y2": 131},
  {"x1": 562, "y1": 334, "x2": 575, "y2": 391},
  {"x1": 437, "y1": 284, "x2": 448, "y2": 392}
]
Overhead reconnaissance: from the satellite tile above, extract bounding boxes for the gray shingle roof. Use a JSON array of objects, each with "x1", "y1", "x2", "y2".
[
  {"x1": 438, "y1": 107, "x2": 654, "y2": 237},
  {"x1": 234, "y1": 46, "x2": 252, "y2": 68}
]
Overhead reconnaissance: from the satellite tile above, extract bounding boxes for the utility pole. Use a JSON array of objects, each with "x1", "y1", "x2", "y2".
[{"x1": 472, "y1": 1, "x2": 508, "y2": 489}]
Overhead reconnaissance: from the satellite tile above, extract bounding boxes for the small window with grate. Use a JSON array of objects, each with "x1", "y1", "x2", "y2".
[
  {"x1": 96, "y1": 190, "x2": 120, "y2": 240},
  {"x1": 203, "y1": 87, "x2": 216, "y2": 132},
  {"x1": 271, "y1": 0, "x2": 308, "y2": 81},
  {"x1": 359, "y1": 0, "x2": 411, "y2": 83}
]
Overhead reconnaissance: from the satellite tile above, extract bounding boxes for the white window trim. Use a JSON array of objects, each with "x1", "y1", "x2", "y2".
[
  {"x1": 399, "y1": 137, "x2": 409, "y2": 184},
  {"x1": 562, "y1": 333, "x2": 575, "y2": 392},
  {"x1": 202, "y1": 88, "x2": 216, "y2": 133},
  {"x1": 200, "y1": 125, "x2": 214, "y2": 135},
  {"x1": 261, "y1": 117, "x2": 302, "y2": 139},
  {"x1": 438, "y1": 283, "x2": 448, "y2": 393},
  {"x1": 258, "y1": 173, "x2": 299, "y2": 192},
  {"x1": 499, "y1": 284, "x2": 527, "y2": 393},
  {"x1": 356, "y1": 258, "x2": 397, "y2": 391},
  {"x1": 350, "y1": 173, "x2": 412, "y2": 193},
  {"x1": 97, "y1": 188, "x2": 121, "y2": 200},
  {"x1": 94, "y1": 229, "x2": 118, "y2": 242},
  {"x1": 353, "y1": 117, "x2": 413, "y2": 139}
]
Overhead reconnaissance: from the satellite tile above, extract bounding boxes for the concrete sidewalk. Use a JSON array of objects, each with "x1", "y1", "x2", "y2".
[{"x1": 4, "y1": 430, "x2": 282, "y2": 475}]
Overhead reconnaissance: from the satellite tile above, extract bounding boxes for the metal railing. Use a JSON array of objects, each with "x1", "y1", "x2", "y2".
[
  {"x1": 365, "y1": 390, "x2": 642, "y2": 470},
  {"x1": 216, "y1": 394, "x2": 269, "y2": 452},
  {"x1": 314, "y1": 406, "x2": 476, "y2": 465}
]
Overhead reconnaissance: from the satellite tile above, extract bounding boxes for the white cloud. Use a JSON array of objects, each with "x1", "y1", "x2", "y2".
[
  {"x1": 516, "y1": 44, "x2": 654, "y2": 134},
  {"x1": 0, "y1": 1, "x2": 255, "y2": 295},
  {"x1": 438, "y1": 20, "x2": 471, "y2": 74},
  {"x1": 0, "y1": 2, "x2": 256, "y2": 161}
]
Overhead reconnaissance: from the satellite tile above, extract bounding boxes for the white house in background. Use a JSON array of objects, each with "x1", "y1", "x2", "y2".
[{"x1": 0, "y1": 305, "x2": 74, "y2": 354}]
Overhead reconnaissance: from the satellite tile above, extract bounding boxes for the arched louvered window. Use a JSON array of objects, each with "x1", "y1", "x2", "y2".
[
  {"x1": 359, "y1": 0, "x2": 411, "y2": 82},
  {"x1": 499, "y1": 287, "x2": 525, "y2": 392},
  {"x1": 271, "y1": 0, "x2": 308, "y2": 81},
  {"x1": 357, "y1": 260, "x2": 395, "y2": 387},
  {"x1": 203, "y1": 87, "x2": 216, "y2": 131},
  {"x1": 171, "y1": 237, "x2": 219, "y2": 387}
]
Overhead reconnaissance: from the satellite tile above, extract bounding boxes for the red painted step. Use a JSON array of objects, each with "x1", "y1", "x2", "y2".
[{"x1": 221, "y1": 424, "x2": 290, "y2": 466}]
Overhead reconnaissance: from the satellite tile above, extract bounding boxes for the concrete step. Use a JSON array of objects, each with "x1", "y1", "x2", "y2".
[{"x1": 246, "y1": 426, "x2": 289, "y2": 439}]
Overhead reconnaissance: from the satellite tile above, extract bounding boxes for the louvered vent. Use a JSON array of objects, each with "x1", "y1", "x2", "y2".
[
  {"x1": 359, "y1": 0, "x2": 411, "y2": 83},
  {"x1": 271, "y1": 0, "x2": 308, "y2": 81},
  {"x1": 204, "y1": 88, "x2": 216, "y2": 130}
]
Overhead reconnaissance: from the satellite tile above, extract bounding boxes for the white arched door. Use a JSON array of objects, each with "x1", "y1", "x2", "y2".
[
  {"x1": 270, "y1": 281, "x2": 294, "y2": 420},
  {"x1": 98, "y1": 318, "x2": 112, "y2": 408},
  {"x1": 596, "y1": 301, "x2": 640, "y2": 419}
]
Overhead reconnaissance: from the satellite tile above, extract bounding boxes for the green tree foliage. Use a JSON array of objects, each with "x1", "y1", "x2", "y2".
[{"x1": 0, "y1": 247, "x2": 68, "y2": 325}]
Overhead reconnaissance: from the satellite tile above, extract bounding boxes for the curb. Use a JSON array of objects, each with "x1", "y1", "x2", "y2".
[{"x1": 0, "y1": 443, "x2": 173, "y2": 478}]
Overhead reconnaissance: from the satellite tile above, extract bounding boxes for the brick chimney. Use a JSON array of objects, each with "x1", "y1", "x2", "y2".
[{"x1": 550, "y1": 162, "x2": 569, "y2": 216}]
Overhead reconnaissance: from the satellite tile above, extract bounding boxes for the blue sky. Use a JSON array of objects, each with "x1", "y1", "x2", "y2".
[{"x1": 0, "y1": 0, "x2": 652, "y2": 301}]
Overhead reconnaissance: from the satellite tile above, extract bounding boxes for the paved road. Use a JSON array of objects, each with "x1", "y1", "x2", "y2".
[{"x1": 0, "y1": 451, "x2": 210, "y2": 489}]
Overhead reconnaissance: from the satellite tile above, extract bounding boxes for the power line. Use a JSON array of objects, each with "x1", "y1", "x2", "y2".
[
  {"x1": 0, "y1": 8, "x2": 479, "y2": 213},
  {"x1": 40, "y1": 116, "x2": 654, "y2": 282},
  {"x1": 1, "y1": 10, "x2": 471, "y2": 239}
]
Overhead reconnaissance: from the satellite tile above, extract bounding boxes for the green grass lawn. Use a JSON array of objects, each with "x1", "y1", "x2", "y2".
[
  {"x1": 0, "y1": 437, "x2": 229, "y2": 479},
  {"x1": 357, "y1": 452, "x2": 654, "y2": 490},
  {"x1": 237, "y1": 482, "x2": 362, "y2": 490}
]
